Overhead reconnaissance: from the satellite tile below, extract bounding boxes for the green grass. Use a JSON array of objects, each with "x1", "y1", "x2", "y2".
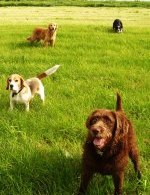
[
  {"x1": 0, "y1": 0, "x2": 150, "y2": 8},
  {"x1": 0, "y1": 6, "x2": 150, "y2": 195}
]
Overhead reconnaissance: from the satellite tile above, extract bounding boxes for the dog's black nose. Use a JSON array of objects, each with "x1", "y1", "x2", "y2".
[
  {"x1": 92, "y1": 129, "x2": 99, "y2": 136},
  {"x1": 10, "y1": 84, "x2": 13, "y2": 89}
]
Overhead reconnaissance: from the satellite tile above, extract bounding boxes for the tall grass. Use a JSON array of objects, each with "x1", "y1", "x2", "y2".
[{"x1": 0, "y1": 7, "x2": 150, "y2": 195}]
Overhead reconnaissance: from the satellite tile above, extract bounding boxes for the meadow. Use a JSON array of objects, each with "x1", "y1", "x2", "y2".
[{"x1": 0, "y1": 6, "x2": 150, "y2": 195}]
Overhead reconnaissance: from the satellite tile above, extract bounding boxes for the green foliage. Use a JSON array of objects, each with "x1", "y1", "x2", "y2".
[
  {"x1": 0, "y1": 7, "x2": 150, "y2": 195},
  {"x1": 0, "y1": 0, "x2": 149, "y2": 8}
]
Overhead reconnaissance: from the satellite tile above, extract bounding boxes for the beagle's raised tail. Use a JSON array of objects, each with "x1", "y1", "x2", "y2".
[{"x1": 37, "y1": 65, "x2": 60, "y2": 80}]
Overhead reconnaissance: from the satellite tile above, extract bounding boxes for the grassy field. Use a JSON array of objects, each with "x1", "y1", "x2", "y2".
[{"x1": 0, "y1": 6, "x2": 150, "y2": 195}]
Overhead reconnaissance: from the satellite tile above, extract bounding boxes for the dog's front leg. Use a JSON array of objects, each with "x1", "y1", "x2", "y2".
[
  {"x1": 10, "y1": 100, "x2": 14, "y2": 110},
  {"x1": 50, "y1": 39, "x2": 55, "y2": 47},
  {"x1": 44, "y1": 39, "x2": 49, "y2": 47},
  {"x1": 113, "y1": 171, "x2": 124, "y2": 195},
  {"x1": 78, "y1": 166, "x2": 94, "y2": 195},
  {"x1": 25, "y1": 102, "x2": 29, "y2": 111}
]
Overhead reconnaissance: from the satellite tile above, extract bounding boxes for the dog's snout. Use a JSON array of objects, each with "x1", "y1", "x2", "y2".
[
  {"x1": 10, "y1": 84, "x2": 13, "y2": 89},
  {"x1": 91, "y1": 126, "x2": 105, "y2": 136},
  {"x1": 92, "y1": 129, "x2": 100, "y2": 136}
]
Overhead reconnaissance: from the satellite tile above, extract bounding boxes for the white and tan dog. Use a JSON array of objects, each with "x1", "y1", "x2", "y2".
[{"x1": 6, "y1": 65, "x2": 60, "y2": 111}]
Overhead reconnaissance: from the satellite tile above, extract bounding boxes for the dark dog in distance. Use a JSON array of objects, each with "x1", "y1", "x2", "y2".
[{"x1": 113, "y1": 19, "x2": 123, "y2": 33}]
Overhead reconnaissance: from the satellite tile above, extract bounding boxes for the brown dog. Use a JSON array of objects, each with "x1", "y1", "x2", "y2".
[
  {"x1": 78, "y1": 93, "x2": 141, "y2": 195},
  {"x1": 27, "y1": 23, "x2": 58, "y2": 46}
]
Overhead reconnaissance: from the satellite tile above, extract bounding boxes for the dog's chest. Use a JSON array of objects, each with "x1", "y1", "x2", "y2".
[
  {"x1": 85, "y1": 146, "x2": 115, "y2": 174},
  {"x1": 11, "y1": 91, "x2": 31, "y2": 103},
  {"x1": 90, "y1": 155, "x2": 115, "y2": 175}
]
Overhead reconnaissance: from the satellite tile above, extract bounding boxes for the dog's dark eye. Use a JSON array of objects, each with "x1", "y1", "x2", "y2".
[
  {"x1": 15, "y1": 80, "x2": 18, "y2": 82},
  {"x1": 9, "y1": 79, "x2": 11, "y2": 82},
  {"x1": 90, "y1": 116, "x2": 99, "y2": 125}
]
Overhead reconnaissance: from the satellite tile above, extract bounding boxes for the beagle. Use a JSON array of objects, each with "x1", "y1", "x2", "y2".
[{"x1": 6, "y1": 65, "x2": 60, "y2": 111}]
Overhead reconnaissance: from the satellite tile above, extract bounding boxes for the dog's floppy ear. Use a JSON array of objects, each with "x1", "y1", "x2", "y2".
[
  {"x1": 85, "y1": 110, "x2": 98, "y2": 129},
  {"x1": 6, "y1": 78, "x2": 10, "y2": 90},
  {"x1": 114, "y1": 112, "x2": 129, "y2": 141},
  {"x1": 20, "y1": 76, "x2": 25, "y2": 89},
  {"x1": 86, "y1": 115, "x2": 91, "y2": 129}
]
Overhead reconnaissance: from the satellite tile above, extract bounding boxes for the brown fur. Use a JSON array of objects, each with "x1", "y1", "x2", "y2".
[
  {"x1": 78, "y1": 93, "x2": 141, "y2": 195},
  {"x1": 27, "y1": 23, "x2": 58, "y2": 47}
]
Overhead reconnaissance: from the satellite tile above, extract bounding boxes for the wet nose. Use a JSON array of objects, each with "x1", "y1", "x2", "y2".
[
  {"x1": 10, "y1": 84, "x2": 13, "y2": 89},
  {"x1": 92, "y1": 129, "x2": 99, "y2": 136}
]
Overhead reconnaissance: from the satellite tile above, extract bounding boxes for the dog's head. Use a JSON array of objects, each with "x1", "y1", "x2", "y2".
[
  {"x1": 6, "y1": 74, "x2": 25, "y2": 92},
  {"x1": 86, "y1": 94, "x2": 129, "y2": 152},
  {"x1": 86, "y1": 110, "x2": 116, "y2": 151},
  {"x1": 113, "y1": 19, "x2": 123, "y2": 33},
  {"x1": 48, "y1": 23, "x2": 58, "y2": 32}
]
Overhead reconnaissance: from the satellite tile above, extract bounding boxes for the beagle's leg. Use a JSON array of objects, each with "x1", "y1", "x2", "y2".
[
  {"x1": 39, "y1": 85, "x2": 45, "y2": 104},
  {"x1": 25, "y1": 102, "x2": 30, "y2": 111},
  {"x1": 40, "y1": 89, "x2": 45, "y2": 104},
  {"x1": 10, "y1": 100, "x2": 14, "y2": 110}
]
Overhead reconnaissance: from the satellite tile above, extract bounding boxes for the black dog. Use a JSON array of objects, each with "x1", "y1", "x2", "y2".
[{"x1": 113, "y1": 19, "x2": 123, "y2": 33}]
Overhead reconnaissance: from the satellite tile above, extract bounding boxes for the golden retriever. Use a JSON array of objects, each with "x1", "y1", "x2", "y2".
[{"x1": 27, "y1": 23, "x2": 58, "y2": 47}]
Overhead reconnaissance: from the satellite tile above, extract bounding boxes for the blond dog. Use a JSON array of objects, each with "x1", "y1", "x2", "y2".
[
  {"x1": 27, "y1": 23, "x2": 58, "y2": 46},
  {"x1": 6, "y1": 65, "x2": 60, "y2": 111}
]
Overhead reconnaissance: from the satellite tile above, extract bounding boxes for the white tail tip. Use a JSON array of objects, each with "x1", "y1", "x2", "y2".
[{"x1": 45, "y1": 64, "x2": 61, "y2": 76}]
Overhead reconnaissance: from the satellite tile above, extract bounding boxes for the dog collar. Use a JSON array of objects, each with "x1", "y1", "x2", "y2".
[
  {"x1": 86, "y1": 141, "x2": 104, "y2": 156},
  {"x1": 12, "y1": 87, "x2": 24, "y2": 97},
  {"x1": 96, "y1": 150, "x2": 103, "y2": 156}
]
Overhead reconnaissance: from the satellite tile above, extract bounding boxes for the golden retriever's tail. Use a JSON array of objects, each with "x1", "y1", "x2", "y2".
[
  {"x1": 116, "y1": 93, "x2": 123, "y2": 112},
  {"x1": 37, "y1": 65, "x2": 60, "y2": 80}
]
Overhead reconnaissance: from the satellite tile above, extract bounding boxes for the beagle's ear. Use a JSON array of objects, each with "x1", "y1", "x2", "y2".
[
  {"x1": 20, "y1": 76, "x2": 25, "y2": 89},
  {"x1": 6, "y1": 78, "x2": 9, "y2": 90}
]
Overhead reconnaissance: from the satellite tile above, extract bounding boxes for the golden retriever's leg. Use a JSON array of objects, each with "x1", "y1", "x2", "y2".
[
  {"x1": 27, "y1": 36, "x2": 34, "y2": 42},
  {"x1": 27, "y1": 35, "x2": 38, "y2": 43},
  {"x1": 27, "y1": 37, "x2": 32, "y2": 41},
  {"x1": 50, "y1": 39, "x2": 55, "y2": 47},
  {"x1": 44, "y1": 40, "x2": 50, "y2": 47}
]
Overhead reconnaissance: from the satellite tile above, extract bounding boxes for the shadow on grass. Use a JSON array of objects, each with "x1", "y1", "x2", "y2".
[
  {"x1": 1, "y1": 145, "x2": 143, "y2": 195},
  {"x1": 16, "y1": 41, "x2": 42, "y2": 48},
  {"x1": 0, "y1": 140, "x2": 116, "y2": 195},
  {"x1": 1, "y1": 147, "x2": 81, "y2": 195},
  {"x1": 107, "y1": 28, "x2": 118, "y2": 34}
]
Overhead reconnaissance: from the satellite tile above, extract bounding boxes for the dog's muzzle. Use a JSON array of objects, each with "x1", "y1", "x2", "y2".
[{"x1": 10, "y1": 84, "x2": 13, "y2": 90}]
